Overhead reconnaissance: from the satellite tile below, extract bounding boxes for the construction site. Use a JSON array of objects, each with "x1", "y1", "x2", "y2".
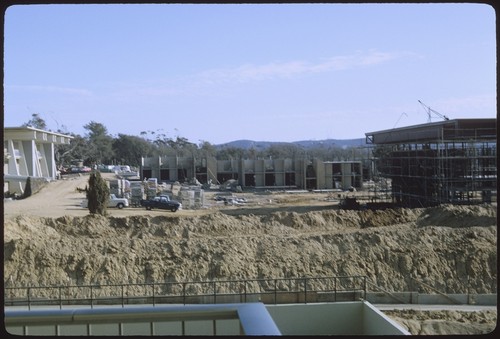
[
  {"x1": 138, "y1": 114, "x2": 496, "y2": 210},
  {"x1": 140, "y1": 157, "x2": 364, "y2": 192},
  {"x1": 365, "y1": 117, "x2": 497, "y2": 207}
]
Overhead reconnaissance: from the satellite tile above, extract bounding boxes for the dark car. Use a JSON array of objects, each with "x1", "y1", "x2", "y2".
[{"x1": 140, "y1": 195, "x2": 182, "y2": 212}]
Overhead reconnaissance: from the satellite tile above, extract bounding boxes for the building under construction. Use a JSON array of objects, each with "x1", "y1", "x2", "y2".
[
  {"x1": 365, "y1": 118, "x2": 497, "y2": 207},
  {"x1": 140, "y1": 156, "x2": 363, "y2": 191}
]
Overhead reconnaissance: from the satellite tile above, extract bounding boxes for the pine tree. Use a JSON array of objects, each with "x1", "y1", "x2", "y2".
[{"x1": 86, "y1": 171, "x2": 109, "y2": 215}]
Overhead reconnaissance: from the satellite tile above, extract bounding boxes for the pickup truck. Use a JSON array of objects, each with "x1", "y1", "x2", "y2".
[
  {"x1": 140, "y1": 195, "x2": 182, "y2": 212},
  {"x1": 81, "y1": 194, "x2": 129, "y2": 209}
]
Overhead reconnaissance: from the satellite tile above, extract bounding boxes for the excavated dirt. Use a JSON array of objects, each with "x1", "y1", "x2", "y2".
[{"x1": 2, "y1": 173, "x2": 498, "y2": 335}]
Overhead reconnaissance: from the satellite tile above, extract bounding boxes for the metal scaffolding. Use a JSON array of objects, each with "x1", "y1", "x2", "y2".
[{"x1": 365, "y1": 119, "x2": 497, "y2": 207}]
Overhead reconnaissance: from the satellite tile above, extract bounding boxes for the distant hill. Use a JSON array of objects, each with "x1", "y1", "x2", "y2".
[{"x1": 216, "y1": 138, "x2": 366, "y2": 150}]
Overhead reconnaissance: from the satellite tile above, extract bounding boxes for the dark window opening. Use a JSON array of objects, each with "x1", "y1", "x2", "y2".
[
  {"x1": 245, "y1": 174, "x2": 256, "y2": 186},
  {"x1": 142, "y1": 169, "x2": 152, "y2": 180},
  {"x1": 160, "y1": 169, "x2": 170, "y2": 182},
  {"x1": 265, "y1": 173, "x2": 275, "y2": 186}
]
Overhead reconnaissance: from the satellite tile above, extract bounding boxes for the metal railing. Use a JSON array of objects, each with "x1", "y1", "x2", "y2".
[{"x1": 4, "y1": 275, "x2": 367, "y2": 309}]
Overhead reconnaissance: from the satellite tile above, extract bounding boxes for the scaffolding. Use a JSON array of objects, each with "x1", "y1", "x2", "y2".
[{"x1": 366, "y1": 119, "x2": 496, "y2": 207}]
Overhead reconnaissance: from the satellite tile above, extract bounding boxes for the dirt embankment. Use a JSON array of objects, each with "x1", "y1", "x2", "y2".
[
  {"x1": 2, "y1": 174, "x2": 498, "y2": 335},
  {"x1": 4, "y1": 205, "x2": 497, "y2": 292}
]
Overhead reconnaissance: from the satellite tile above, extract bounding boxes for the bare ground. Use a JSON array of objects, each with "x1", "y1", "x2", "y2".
[{"x1": 3, "y1": 173, "x2": 498, "y2": 335}]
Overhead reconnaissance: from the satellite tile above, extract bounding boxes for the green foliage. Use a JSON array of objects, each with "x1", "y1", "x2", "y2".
[
  {"x1": 84, "y1": 121, "x2": 114, "y2": 165},
  {"x1": 22, "y1": 113, "x2": 47, "y2": 130},
  {"x1": 112, "y1": 134, "x2": 154, "y2": 166},
  {"x1": 56, "y1": 120, "x2": 368, "y2": 170},
  {"x1": 86, "y1": 171, "x2": 110, "y2": 215}
]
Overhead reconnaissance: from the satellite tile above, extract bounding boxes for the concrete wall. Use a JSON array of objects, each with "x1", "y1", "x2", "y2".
[
  {"x1": 266, "y1": 301, "x2": 410, "y2": 335},
  {"x1": 6, "y1": 301, "x2": 409, "y2": 336},
  {"x1": 142, "y1": 155, "x2": 362, "y2": 190},
  {"x1": 4, "y1": 127, "x2": 73, "y2": 195},
  {"x1": 361, "y1": 301, "x2": 411, "y2": 335}
]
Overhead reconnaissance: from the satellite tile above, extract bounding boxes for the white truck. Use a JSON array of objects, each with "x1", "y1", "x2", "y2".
[{"x1": 81, "y1": 194, "x2": 130, "y2": 209}]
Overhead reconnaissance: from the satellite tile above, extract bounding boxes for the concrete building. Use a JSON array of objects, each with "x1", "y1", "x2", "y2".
[
  {"x1": 141, "y1": 155, "x2": 363, "y2": 191},
  {"x1": 365, "y1": 118, "x2": 497, "y2": 207},
  {"x1": 5, "y1": 301, "x2": 411, "y2": 336},
  {"x1": 3, "y1": 126, "x2": 73, "y2": 195}
]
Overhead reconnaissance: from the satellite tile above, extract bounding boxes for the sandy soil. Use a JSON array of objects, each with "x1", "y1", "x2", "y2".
[
  {"x1": 3, "y1": 173, "x2": 497, "y2": 335},
  {"x1": 3, "y1": 172, "x2": 345, "y2": 219}
]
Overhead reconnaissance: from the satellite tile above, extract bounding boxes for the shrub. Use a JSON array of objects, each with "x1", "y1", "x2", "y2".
[{"x1": 86, "y1": 171, "x2": 110, "y2": 215}]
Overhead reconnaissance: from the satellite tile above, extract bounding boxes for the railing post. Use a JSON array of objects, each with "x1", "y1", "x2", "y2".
[
  {"x1": 363, "y1": 276, "x2": 367, "y2": 300},
  {"x1": 213, "y1": 280, "x2": 217, "y2": 304},
  {"x1": 244, "y1": 281, "x2": 247, "y2": 303},
  {"x1": 183, "y1": 283, "x2": 186, "y2": 305},
  {"x1": 59, "y1": 286, "x2": 62, "y2": 309},
  {"x1": 67, "y1": 283, "x2": 70, "y2": 306},
  {"x1": 152, "y1": 283, "x2": 155, "y2": 306},
  {"x1": 410, "y1": 277, "x2": 414, "y2": 304},
  {"x1": 334, "y1": 277, "x2": 337, "y2": 302},
  {"x1": 467, "y1": 275, "x2": 470, "y2": 305},
  {"x1": 304, "y1": 277, "x2": 307, "y2": 304},
  {"x1": 27, "y1": 287, "x2": 31, "y2": 310},
  {"x1": 274, "y1": 279, "x2": 277, "y2": 305},
  {"x1": 352, "y1": 277, "x2": 355, "y2": 301}
]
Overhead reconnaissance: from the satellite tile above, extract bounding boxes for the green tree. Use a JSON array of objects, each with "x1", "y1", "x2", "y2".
[
  {"x1": 169, "y1": 136, "x2": 197, "y2": 157},
  {"x1": 267, "y1": 143, "x2": 300, "y2": 159},
  {"x1": 55, "y1": 133, "x2": 87, "y2": 168},
  {"x1": 112, "y1": 134, "x2": 154, "y2": 166},
  {"x1": 140, "y1": 129, "x2": 174, "y2": 156},
  {"x1": 86, "y1": 171, "x2": 110, "y2": 215},
  {"x1": 22, "y1": 113, "x2": 47, "y2": 130},
  {"x1": 196, "y1": 140, "x2": 217, "y2": 158},
  {"x1": 216, "y1": 146, "x2": 245, "y2": 160},
  {"x1": 84, "y1": 121, "x2": 115, "y2": 165}
]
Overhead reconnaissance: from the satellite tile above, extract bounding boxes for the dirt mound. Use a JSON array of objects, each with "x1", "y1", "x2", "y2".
[
  {"x1": 3, "y1": 198, "x2": 497, "y2": 335},
  {"x1": 383, "y1": 309, "x2": 497, "y2": 335},
  {"x1": 417, "y1": 204, "x2": 497, "y2": 228},
  {"x1": 4, "y1": 204, "x2": 496, "y2": 291}
]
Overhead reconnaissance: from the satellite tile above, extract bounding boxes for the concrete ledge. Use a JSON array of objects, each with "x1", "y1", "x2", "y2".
[{"x1": 365, "y1": 292, "x2": 497, "y2": 305}]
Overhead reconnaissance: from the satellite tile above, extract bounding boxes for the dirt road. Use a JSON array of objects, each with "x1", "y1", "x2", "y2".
[{"x1": 3, "y1": 173, "x2": 340, "y2": 220}]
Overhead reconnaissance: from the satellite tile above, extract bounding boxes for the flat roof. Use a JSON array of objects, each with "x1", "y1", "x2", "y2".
[
  {"x1": 365, "y1": 118, "x2": 496, "y2": 144},
  {"x1": 4, "y1": 126, "x2": 74, "y2": 146},
  {"x1": 4, "y1": 126, "x2": 74, "y2": 139}
]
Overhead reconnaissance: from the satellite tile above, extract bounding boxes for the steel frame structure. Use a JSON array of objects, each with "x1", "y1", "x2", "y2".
[{"x1": 365, "y1": 119, "x2": 496, "y2": 207}]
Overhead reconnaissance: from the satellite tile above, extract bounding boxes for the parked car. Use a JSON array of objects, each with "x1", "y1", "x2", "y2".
[
  {"x1": 70, "y1": 166, "x2": 92, "y2": 173},
  {"x1": 81, "y1": 194, "x2": 130, "y2": 209},
  {"x1": 140, "y1": 195, "x2": 182, "y2": 212}
]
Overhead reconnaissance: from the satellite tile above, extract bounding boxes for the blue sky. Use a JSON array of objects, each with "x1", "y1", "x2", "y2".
[{"x1": 3, "y1": 3, "x2": 496, "y2": 145}]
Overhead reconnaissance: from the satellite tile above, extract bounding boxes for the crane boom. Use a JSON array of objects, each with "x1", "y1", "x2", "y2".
[{"x1": 418, "y1": 100, "x2": 449, "y2": 122}]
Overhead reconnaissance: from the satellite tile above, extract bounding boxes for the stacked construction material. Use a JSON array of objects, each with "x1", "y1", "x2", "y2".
[
  {"x1": 130, "y1": 181, "x2": 145, "y2": 207},
  {"x1": 179, "y1": 186, "x2": 204, "y2": 209},
  {"x1": 108, "y1": 179, "x2": 126, "y2": 198}
]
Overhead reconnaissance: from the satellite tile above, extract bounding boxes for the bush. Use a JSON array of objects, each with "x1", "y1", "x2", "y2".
[{"x1": 86, "y1": 171, "x2": 110, "y2": 215}]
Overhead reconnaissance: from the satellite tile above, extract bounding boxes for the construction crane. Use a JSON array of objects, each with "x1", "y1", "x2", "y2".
[{"x1": 418, "y1": 100, "x2": 449, "y2": 122}]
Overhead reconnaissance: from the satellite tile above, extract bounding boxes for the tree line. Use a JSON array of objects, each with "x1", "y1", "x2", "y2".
[{"x1": 23, "y1": 113, "x2": 371, "y2": 169}]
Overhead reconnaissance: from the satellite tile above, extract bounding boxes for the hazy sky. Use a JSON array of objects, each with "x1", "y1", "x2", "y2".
[{"x1": 3, "y1": 3, "x2": 496, "y2": 144}]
